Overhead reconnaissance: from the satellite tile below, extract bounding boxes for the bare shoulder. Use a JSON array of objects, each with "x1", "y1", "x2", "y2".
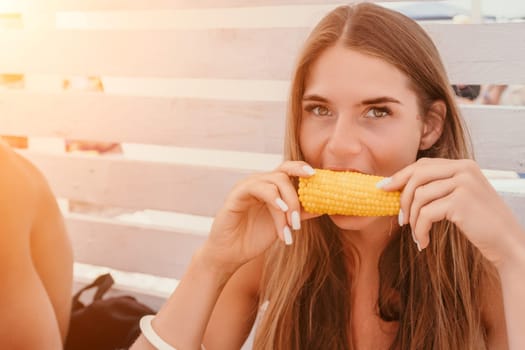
[
  {"x1": 0, "y1": 141, "x2": 61, "y2": 225},
  {"x1": 0, "y1": 141, "x2": 50, "y2": 206},
  {"x1": 0, "y1": 143, "x2": 41, "y2": 234},
  {"x1": 482, "y1": 268, "x2": 509, "y2": 349}
]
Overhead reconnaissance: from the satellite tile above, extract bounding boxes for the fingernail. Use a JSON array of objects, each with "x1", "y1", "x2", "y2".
[
  {"x1": 275, "y1": 198, "x2": 289, "y2": 212},
  {"x1": 302, "y1": 165, "x2": 316, "y2": 176},
  {"x1": 283, "y1": 226, "x2": 293, "y2": 245},
  {"x1": 375, "y1": 177, "x2": 392, "y2": 189},
  {"x1": 291, "y1": 211, "x2": 301, "y2": 230},
  {"x1": 398, "y1": 209, "x2": 404, "y2": 227},
  {"x1": 410, "y1": 229, "x2": 422, "y2": 251}
]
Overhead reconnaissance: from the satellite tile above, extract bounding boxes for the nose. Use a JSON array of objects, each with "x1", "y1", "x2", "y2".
[{"x1": 326, "y1": 114, "x2": 362, "y2": 156}]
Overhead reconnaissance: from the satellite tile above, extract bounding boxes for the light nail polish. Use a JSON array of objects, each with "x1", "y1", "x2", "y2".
[
  {"x1": 398, "y1": 209, "x2": 404, "y2": 227},
  {"x1": 302, "y1": 165, "x2": 316, "y2": 176},
  {"x1": 283, "y1": 226, "x2": 293, "y2": 245},
  {"x1": 291, "y1": 211, "x2": 301, "y2": 230},
  {"x1": 410, "y1": 229, "x2": 422, "y2": 251},
  {"x1": 375, "y1": 177, "x2": 392, "y2": 189},
  {"x1": 275, "y1": 198, "x2": 289, "y2": 212}
]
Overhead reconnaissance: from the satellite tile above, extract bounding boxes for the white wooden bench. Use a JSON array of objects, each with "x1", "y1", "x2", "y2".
[{"x1": 0, "y1": 0, "x2": 524, "y2": 313}]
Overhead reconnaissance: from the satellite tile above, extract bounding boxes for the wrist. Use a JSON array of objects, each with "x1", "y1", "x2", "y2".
[
  {"x1": 196, "y1": 243, "x2": 244, "y2": 278},
  {"x1": 192, "y1": 246, "x2": 239, "y2": 285}
]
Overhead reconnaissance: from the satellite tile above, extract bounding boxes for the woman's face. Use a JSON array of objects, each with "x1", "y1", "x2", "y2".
[{"x1": 299, "y1": 45, "x2": 426, "y2": 232}]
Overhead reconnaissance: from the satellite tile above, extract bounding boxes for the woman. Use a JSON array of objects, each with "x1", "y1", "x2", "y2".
[
  {"x1": 132, "y1": 3, "x2": 525, "y2": 349},
  {"x1": 0, "y1": 140, "x2": 73, "y2": 349}
]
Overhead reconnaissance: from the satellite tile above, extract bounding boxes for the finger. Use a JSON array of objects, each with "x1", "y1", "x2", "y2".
[
  {"x1": 390, "y1": 160, "x2": 457, "y2": 226},
  {"x1": 412, "y1": 194, "x2": 452, "y2": 251},
  {"x1": 408, "y1": 178, "x2": 455, "y2": 232},
  {"x1": 277, "y1": 160, "x2": 316, "y2": 178},
  {"x1": 265, "y1": 172, "x2": 303, "y2": 231},
  {"x1": 266, "y1": 202, "x2": 294, "y2": 245},
  {"x1": 377, "y1": 158, "x2": 458, "y2": 192},
  {"x1": 264, "y1": 160, "x2": 316, "y2": 230},
  {"x1": 243, "y1": 181, "x2": 293, "y2": 245}
]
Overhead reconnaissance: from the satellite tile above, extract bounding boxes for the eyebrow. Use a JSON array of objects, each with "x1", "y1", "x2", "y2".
[
  {"x1": 360, "y1": 96, "x2": 402, "y2": 106},
  {"x1": 302, "y1": 94, "x2": 402, "y2": 106}
]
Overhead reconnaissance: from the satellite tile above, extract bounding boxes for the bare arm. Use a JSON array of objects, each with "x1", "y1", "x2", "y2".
[
  {"x1": 203, "y1": 254, "x2": 263, "y2": 349},
  {"x1": 131, "y1": 161, "x2": 314, "y2": 349},
  {"x1": 0, "y1": 146, "x2": 72, "y2": 349},
  {"x1": 496, "y1": 227, "x2": 525, "y2": 350},
  {"x1": 131, "y1": 249, "x2": 262, "y2": 350}
]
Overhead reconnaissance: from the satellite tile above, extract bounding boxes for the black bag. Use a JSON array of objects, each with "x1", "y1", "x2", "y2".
[{"x1": 65, "y1": 273, "x2": 156, "y2": 350}]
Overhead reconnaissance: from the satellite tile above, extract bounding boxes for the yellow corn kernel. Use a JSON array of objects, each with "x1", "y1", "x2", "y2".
[{"x1": 298, "y1": 169, "x2": 400, "y2": 216}]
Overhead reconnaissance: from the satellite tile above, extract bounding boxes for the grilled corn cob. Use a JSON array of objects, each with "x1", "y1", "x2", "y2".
[{"x1": 298, "y1": 169, "x2": 400, "y2": 216}]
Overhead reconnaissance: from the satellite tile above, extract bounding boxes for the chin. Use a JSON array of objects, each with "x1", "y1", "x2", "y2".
[
  {"x1": 329, "y1": 215, "x2": 381, "y2": 231},
  {"x1": 330, "y1": 215, "x2": 391, "y2": 231}
]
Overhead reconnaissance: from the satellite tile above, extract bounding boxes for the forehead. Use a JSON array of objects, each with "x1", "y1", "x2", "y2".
[{"x1": 304, "y1": 45, "x2": 414, "y2": 102}]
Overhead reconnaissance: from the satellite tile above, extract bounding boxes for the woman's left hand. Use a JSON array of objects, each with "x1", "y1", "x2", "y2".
[{"x1": 378, "y1": 157, "x2": 524, "y2": 266}]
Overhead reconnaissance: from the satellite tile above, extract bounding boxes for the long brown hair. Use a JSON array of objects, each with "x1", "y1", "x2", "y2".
[{"x1": 254, "y1": 3, "x2": 498, "y2": 349}]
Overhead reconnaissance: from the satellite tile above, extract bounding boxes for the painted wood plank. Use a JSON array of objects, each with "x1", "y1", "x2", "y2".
[
  {"x1": 68, "y1": 188, "x2": 525, "y2": 284},
  {"x1": 18, "y1": 150, "x2": 254, "y2": 216},
  {"x1": 0, "y1": 23, "x2": 524, "y2": 83},
  {"x1": 462, "y1": 105, "x2": 525, "y2": 172},
  {"x1": 423, "y1": 23, "x2": 525, "y2": 84},
  {"x1": 0, "y1": 91, "x2": 285, "y2": 153},
  {"x1": 17, "y1": 147, "x2": 525, "y2": 221},
  {"x1": 0, "y1": 28, "x2": 303, "y2": 80},
  {"x1": 2, "y1": 90, "x2": 524, "y2": 162},
  {"x1": 74, "y1": 262, "x2": 175, "y2": 303},
  {"x1": 72, "y1": 279, "x2": 167, "y2": 311},
  {"x1": 67, "y1": 213, "x2": 207, "y2": 278},
  {"x1": 69, "y1": 194, "x2": 525, "y2": 312},
  {"x1": 501, "y1": 193, "x2": 525, "y2": 228}
]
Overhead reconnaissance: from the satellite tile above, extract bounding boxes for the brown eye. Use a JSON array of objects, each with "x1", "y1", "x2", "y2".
[
  {"x1": 311, "y1": 105, "x2": 332, "y2": 117},
  {"x1": 364, "y1": 107, "x2": 390, "y2": 119}
]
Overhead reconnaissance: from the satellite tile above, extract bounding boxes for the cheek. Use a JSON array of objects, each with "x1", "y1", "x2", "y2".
[
  {"x1": 371, "y1": 121, "x2": 422, "y2": 174},
  {"x1": 298, "y1": 121, "x2": 320, "y2": 163}
]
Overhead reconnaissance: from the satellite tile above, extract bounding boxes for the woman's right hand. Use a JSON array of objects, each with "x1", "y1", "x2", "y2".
[{"x1": 200, "y1": 161, "x2": 317, "y2": 274}]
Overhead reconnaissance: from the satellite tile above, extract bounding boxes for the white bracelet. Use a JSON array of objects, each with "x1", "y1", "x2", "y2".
[
  {"x1": 139, "y1": 315, "x2": 207, "y2": 350},
  {"x1": 139, "y1": 315, "x2": 177, "y2": 350}
]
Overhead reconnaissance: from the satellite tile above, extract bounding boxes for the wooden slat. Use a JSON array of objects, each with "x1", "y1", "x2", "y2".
[
  {"x1": 72, "y1": 279, "x2": 168, "y2": 310},
  {"x1": 2, "y1": 90, "x2": 525, "y2": 162},
  {"x1": 462, "y1": 105, "x2": 525, "y2": 172},
  {"x1": 502, "y1": 194, "x2": 525, "y2": 228},
  {"x1": 73, "y1": 262, "x2": 176, "y2": 308},
  {"x1": 1, "y1": 23, "x2": 524, "y2": 83},
  {"x1": 423, "y1": 23, "x2": 525, "y2": 84},
  {"x1": 68, "y1": 190, "x2": 525, "y2": 281},
  {"x1": 19, "y1": 150, "x2": 254, "y2": 216},
  {"x1": 0, "y1": 29, "x2": 303, "y2": 79},
  {"x1": 0, "y1": 91, "x2": 285, "y2": 153},
  {"x1": 19, "y1": 147, "x2": 525, "y2": 220},
  {"x1": 67, "y1": 213, "x2": 207, "y2": 278}
]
